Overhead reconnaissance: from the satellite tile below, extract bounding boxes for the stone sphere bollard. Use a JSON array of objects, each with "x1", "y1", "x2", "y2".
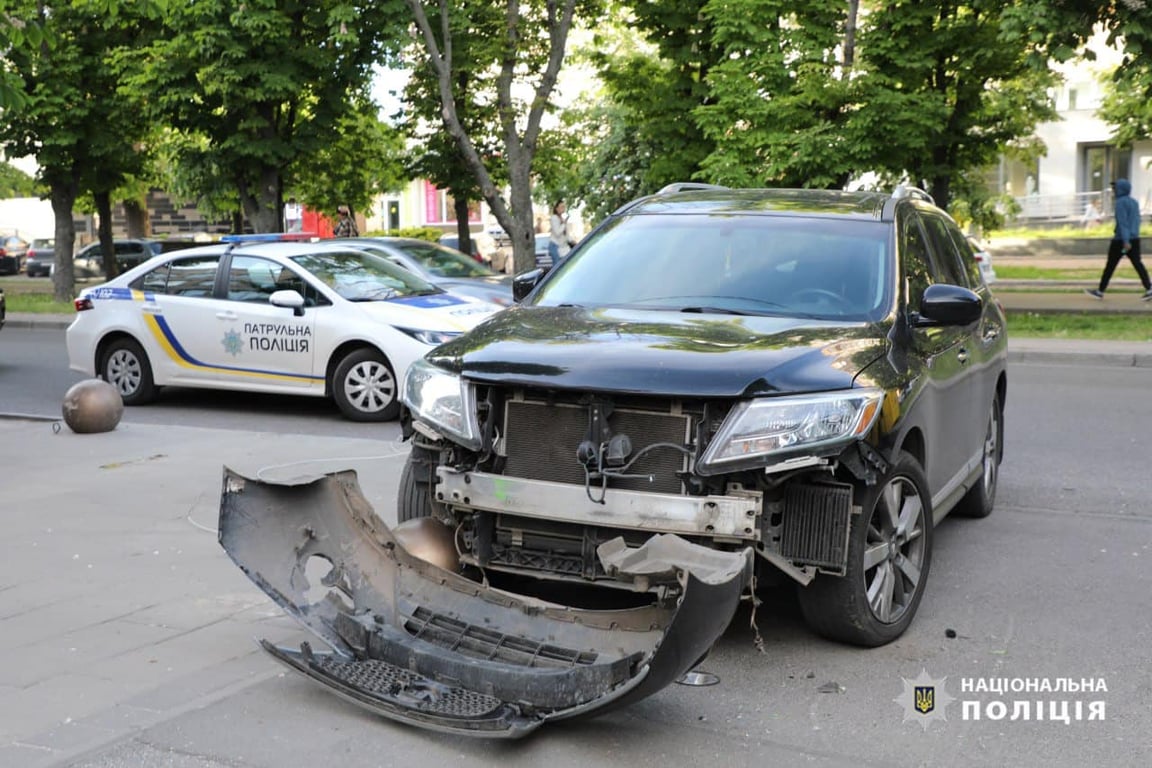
[{"x1": 62, "y1": 379, "x2": 124, "y2": 434}]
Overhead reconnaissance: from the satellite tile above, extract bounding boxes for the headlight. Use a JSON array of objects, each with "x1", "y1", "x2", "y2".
[
  {"x1": 697, "y1": 389, "x2": 884, "y2": 474},
  {"x1": 403, "y1": 359, "x2": 480, "y2": 450},
  {"x1": 397, "y1": 327, "x2": 462, "y2": 345}
]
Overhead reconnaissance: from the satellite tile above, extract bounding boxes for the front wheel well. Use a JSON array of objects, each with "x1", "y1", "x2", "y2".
[
  {"x1": 94, "y1": 331, "x2": 141, "y2": 372},
  {"x1": 324, "y1": 341, "x2": 386, "y2": 396},
  {"x1": 897, "y1": 427, "x2": 925, "y2": 470}
]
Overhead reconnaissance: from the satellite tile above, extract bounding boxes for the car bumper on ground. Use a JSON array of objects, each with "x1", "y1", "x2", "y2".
[{"x1": 218, "y1": 468, "x2": 752, "y2": 738}]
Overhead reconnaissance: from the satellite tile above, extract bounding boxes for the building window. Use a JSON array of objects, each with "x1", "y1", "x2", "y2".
[
  {"x1": 1068, "y1": 88, "x2": 1077, "y2": 111},
  {"x1": 1082, "y1": 144, "x2": 1132, "y2": 193}
]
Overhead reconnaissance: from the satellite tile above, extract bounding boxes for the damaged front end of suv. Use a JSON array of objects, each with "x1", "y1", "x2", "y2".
[{"x1": 218, "y1": 185, "x2": 1007, "y2": 738}]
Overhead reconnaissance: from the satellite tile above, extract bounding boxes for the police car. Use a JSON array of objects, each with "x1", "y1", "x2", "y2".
[{"x1": 66, "y1": 240, "x2": 502, "y2": 421}]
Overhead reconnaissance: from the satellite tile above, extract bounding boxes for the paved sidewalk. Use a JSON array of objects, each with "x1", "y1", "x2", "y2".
[{"x1": 0, "y1": 419, "x2": 411, "y2": 768}]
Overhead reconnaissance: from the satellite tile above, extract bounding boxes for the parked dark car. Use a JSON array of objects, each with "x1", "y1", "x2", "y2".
[
  {"x1": 24, "y1": 238, "x2": 55, "y2": 277},
  {"x1": 219, "y1": 184, "x2": 1008, "y2": 737},
  {"x1": 0, "y1": 235, "x2": 29, "y2": 275},
  {"x1": 73, "y1": 239, "x2": 163, "y2": 277}
]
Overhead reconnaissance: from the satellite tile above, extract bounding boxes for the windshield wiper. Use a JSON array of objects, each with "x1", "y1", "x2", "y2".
[{"x1": 679, "y1": 306, "x2": 752, "y2": 316}]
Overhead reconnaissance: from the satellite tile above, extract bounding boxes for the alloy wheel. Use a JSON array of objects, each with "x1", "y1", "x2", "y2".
[{"x1": 862, "y1": 477, "x2": 927, "y2": 624}]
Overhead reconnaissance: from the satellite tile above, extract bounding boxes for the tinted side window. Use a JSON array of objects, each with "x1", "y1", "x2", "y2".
[
  {"x1": 900, "y1": 213, "x2": 935, "y2": 313},
  {"x1": 946, "y1": 229, "x2": 985, "y2": 287},
  {"x1": 134, "y1": 263, "x2": 170, "y2": 293},
  {"x1": 165, "y1": 255, "x2": 221, "y2": 297},
  {"x1": 919, "y1": 213, "x2": 970, "y2": 288}
]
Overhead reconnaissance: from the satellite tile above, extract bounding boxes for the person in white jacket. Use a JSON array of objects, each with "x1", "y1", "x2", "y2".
[{"x1": 549, "y1": 200, "x2": 574, "y2": 265}]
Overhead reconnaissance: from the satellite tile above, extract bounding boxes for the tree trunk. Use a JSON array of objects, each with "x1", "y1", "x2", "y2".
[
  {"x1": 844, "y1": 0, "x2": 859, "y2": 69},
  {"x1": 95, "y1": 191, "x2": 119, "y2": 280},
  {"x1": 49, "y1": 180, "x2": 78, "y2": 303},
  {"x1": 506, "y1": 157, "x2": 536, "y2": 274},
  {"x1": 240, "y1": 167, "x2": 282, "y2": 233},
  {"x1": 453, "y1": 198, "x2": 473, "y2": 258},
  {"x1": 123, "y1": 197, "x2": 150, "y2": 238}
]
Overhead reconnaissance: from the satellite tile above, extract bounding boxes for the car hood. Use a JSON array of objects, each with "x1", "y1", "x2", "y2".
[
  {"x1": 431, "y1": 276, "x2": 514, "y2": 307},
  {"x1": 428, "y1": 305, "x2": 889, "y2": 397},
  {"x1": 353, "y1": 292, "x2": 501, "y2": 332}
]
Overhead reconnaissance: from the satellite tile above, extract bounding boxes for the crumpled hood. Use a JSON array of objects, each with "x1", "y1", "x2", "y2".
[{"x1": 428, "y1": 305, "x2": 888, "y2": 397}]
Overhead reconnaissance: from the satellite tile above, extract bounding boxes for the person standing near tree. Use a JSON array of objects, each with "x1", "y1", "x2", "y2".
[
  {"x1": 549, "y1": 200, "x2": 575, "y2": 265},
  {"x1": 333, "y1": 205, "x2": 358, "y2": 238},
  {"x1": 1085, "y1": 179, "x2": 1152, "y2": 300}
]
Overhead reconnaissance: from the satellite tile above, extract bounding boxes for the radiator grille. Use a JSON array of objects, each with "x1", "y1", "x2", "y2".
[
  {"x1": 502, "y1": 400, "x2": 689, "y2": 494},
  {"x1": 780, "y1": 483, "x2": 852, "y2": 571}
]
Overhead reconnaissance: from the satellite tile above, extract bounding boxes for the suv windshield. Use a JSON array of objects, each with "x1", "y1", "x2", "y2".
[
  {"x1": 535, "y1": 214, "x2": 893, "y2": 322},
  {"x1": 291, "y1": 250, "x2": 442, "y2": 301}
]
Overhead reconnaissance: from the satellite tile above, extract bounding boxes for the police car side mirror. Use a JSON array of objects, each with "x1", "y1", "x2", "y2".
[{"x1": 270, "y1": 289, "x2": 306, "y2": 317}]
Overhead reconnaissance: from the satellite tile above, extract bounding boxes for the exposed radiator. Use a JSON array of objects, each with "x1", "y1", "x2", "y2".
[
  {"x1": 501, "y1": 400, "x2": 690, "y2": 494},
  {"x1": 780, "y1": 482, "x2": 853, "y2": 572}
]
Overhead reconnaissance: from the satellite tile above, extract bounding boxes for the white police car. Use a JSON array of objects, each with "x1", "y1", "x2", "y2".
[{"x1": 66, "y1": 240, "x2": 502, "y2": 421}]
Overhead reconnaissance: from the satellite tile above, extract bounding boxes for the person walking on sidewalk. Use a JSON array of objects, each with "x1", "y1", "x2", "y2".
[{"x1": 1085, "y1": 178, "x2": 1152, "y2": 300}]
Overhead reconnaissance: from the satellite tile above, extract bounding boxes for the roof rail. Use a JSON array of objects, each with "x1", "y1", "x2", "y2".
[
  {"x1": 891, "y1": 184, "x2": 935, "y2": 205},
  {"x1": 656, "y1": 182, "x2": 730, "y2": 195}
]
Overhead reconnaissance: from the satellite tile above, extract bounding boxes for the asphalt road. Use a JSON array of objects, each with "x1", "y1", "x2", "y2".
[
  {"x1": 0, "y1": 326, "x2": 398, "y2": 440},
  {"x1": 2, "y1": 329, "x2": 1150, "y2": 767}
]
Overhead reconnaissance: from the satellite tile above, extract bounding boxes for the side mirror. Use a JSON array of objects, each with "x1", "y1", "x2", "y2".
[
  {"x1": 512, "y1": 268, "x2": 545, "y2": 303},
  {"x1": 270, "y1": 289, "x2": 306, "y2": 317},
  {"x1": 914, "y1": 283, "x2": 982, "y2": 327}
]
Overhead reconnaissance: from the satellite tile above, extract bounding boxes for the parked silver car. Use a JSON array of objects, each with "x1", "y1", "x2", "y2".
[{"x1": 336, "y1": 237, "x2": 513, "y2": 306}]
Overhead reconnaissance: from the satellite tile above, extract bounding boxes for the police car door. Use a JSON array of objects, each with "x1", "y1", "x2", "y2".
[{"x1": 210, "y1": 253, "x2": 319, "y2": 390}]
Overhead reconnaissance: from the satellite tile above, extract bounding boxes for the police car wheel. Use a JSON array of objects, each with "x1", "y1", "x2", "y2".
[
  {"x1": 332, "y1": 348, "x2": 398, "y2": 422},
  {"x1": 100, "y1": 337, "x2": 157, "y2": 406}
]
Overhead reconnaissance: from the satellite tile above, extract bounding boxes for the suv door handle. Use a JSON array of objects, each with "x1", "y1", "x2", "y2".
[{"x1": 216, "y1": 310, "x2": 238, "y2": 321}]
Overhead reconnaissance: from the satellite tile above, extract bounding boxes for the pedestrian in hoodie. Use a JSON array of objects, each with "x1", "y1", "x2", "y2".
[{"x1": 1085, "y1": 178, "x2": 1152, "y2": 300}]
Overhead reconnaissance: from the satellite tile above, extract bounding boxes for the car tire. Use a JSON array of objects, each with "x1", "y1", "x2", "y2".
[
  {"x1": 953, "y1": 391, "x2": 1003, "y2": 519},
  {"x1": 101, "y1": 337, "x2": 157, "y2": 406},
  {"x1": 798, "y1": 451, "x2": 933, "y2": 647},
  {"x1": 397, "y1": 456, "x2": 446, "y2": 523},
  {"x1": 331, "y1": 348, "x2": 399, "y2": 422}
]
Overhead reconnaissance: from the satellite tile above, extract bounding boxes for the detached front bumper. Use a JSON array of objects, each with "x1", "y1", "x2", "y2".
[{"x1": 218, "y1": 468, "x2": 752, "y2": 738}]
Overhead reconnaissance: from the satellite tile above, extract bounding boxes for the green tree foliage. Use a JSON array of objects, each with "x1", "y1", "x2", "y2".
[
  {"x1": 568, "y1": 0, "x2": 1075, "y2": 218},
  {"x1": 404, "y1": 0, "x2": 601, "y2": 272},
  {"x1": 852, "y1": 1, "x2": 1059, "y2": 210},
  {"x1": 696, "y1": 2, "x2": 856, "y2": 189},
  {"x1": 292, "y1": 99, "x2": 410, "y2": 224},
  {"x1": 401, "y1": 2, "x2": 506, "y2": 257},
  {"x1": 126, "y1": 0, "x2": 408, "y2": 232},
  {"x1": 561, "y1": 1, "x2": 719, "y2": 223},
  {"x1": 0, "y1": 1, "x2": 161, "y2": 300},
  {"x1": 0, "y1": 162, "x2": 42, "y2": 198}
]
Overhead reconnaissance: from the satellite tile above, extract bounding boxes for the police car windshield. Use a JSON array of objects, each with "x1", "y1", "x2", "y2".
[{"x1": 291, "y1": 250, "x2": 442, "y2": 302}]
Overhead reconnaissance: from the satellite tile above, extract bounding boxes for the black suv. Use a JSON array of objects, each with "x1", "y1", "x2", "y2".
[
  {"x1": 218, "y1": 184, "x2": 1007, "y2": 737},
  {"x1": 401, "y1": 183, "x2": 1007, "y2": 634}
]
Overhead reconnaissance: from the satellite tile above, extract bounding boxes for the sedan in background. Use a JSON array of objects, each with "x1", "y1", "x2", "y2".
[
  {"x1": 0, "y1": 235, "x2": 29, "y2": 275},
  {"x1": 66, "y1": 241, "x2": 501, "y2": 421},
  {"x1": 74, "y1": 239, "x2": 165, "y2": 277},
  {"x1": 335, "y1": 237, "x2": 513, "y2": 306},
  {"x1": 24, "y1": 238, "x2": 55, "y2": 277}
]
